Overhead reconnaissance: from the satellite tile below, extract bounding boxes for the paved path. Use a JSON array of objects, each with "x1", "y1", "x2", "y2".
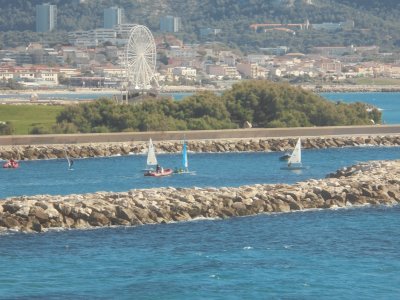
[{"x1": 1, "y1": 125, "x2": 400, "y2": 146}]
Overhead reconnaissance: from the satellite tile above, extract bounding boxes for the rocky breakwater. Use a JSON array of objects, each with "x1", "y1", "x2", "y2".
[
  {"x1": 1, "y1": 160, "x2": 400, "y2": 233},
  {"x1": 1, "y1": 135, "x2": 400, "y2": 161}
]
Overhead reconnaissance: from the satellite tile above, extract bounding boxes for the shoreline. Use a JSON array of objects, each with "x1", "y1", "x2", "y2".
[
  {"x1": 1, "y1": 159, "x2": 399, "y2": 233},
  {"x1": 1, "y1": 84, "x2": 400, "y2": 97}
]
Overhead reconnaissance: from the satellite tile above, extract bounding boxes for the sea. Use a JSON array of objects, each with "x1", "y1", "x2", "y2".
[{"x1": 1, "y1": 92, "x2": 400, "y2": 299}]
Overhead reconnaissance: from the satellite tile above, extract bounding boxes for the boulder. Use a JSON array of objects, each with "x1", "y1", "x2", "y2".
[
  {"x1": 89, "y1": 211, "x2": 110, "y2": 226},
  {"x1": 72, "y1": 218, "x2": 89, "y2": 229},
  {"x1": 0, "y1": 216, "x2": 20, "y2": 229},
  {"x1": 2, "y1": 202, "x2": 23, "y2": 214},
  {"x1": 232, "y1": 202, "x2": 248, "y2": 216},
  {"x1": 29, "y1": 207, "x2": 49, "y2": 223},
  {"x1": 32, "y1": 222, "x2": 42, "y2": 233},
  {"x1": 116, "y1": 206, "x2": 135, "y2": 221}
]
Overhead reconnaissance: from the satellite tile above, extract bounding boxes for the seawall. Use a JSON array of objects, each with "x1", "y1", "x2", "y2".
[
  {"x1": 1, "y1": 160, "x2": 399, "y2": 233},
  {"x1": 1, "y1": 135, "x2": 400, "y2": 161}
]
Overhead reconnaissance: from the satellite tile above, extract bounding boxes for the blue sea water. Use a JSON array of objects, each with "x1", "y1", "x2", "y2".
[
  {"x1": 1, "y1": 205, "x2": 400, "y2": 299},
  {"x1": 0, "y1": 146, "x2": 399, "y2": 199},
  {"x1": 1, "y1": 146, "x2": 400, "y2": 298},
  {"x1": 321, "y1": 92, "x2": 400, "y2": 124}
]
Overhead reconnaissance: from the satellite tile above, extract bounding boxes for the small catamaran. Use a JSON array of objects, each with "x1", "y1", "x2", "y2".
[
  {"x1": 143, "y1": 138, "x2": 158, "y2": 171},
  {"x1": 174, "y1": 140, "x2": 196, "y2": 175},
  {"x1": 282, "y1": 138, "x2": 305, "y2": 170}
]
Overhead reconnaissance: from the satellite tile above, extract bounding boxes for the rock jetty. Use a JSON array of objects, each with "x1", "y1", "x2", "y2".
[
  {"x1": 1, "y1": 135, "x2": 400, "y2": 161},
  {"x1": 1, "y1": 160, "x2": 399, "y2": 233}
]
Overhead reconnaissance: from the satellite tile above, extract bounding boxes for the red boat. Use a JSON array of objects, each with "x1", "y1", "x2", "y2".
[
  {"x1": 144, "y1": 168, "x2": 173, "y2": 177},
  {"x1": 2, "y1": 160, "x2": 19, "y2": 169}
]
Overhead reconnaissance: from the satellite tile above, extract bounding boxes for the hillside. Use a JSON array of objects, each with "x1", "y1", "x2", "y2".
[{"x1": 0, "y1": 0, "x2": 399, "y2": 52}]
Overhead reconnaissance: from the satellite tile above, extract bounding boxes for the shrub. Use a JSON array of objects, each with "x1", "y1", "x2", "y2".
[{"x1": 0, "y1": 121, "x2": 14, "y2": 135}]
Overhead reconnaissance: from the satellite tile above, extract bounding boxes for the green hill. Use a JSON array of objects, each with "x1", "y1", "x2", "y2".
[{"x1": 0, "y1": 0, "x2": 399, "y2": 52}]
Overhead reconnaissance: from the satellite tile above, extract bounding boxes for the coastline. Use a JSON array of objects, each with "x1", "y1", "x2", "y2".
[
  {"x1": 1, "y1": 84, "x2": 400, "y2": 97},
  {"x1": 1, "y1": 159, "x2": 399, "y2": 233}
]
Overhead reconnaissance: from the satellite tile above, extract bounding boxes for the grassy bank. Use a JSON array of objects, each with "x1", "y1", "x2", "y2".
[{"x1": 0, "y1": 105, "x2": 63, "y2": 135}]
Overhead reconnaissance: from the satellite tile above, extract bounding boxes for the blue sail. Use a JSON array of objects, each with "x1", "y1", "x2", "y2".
[{"x1": 182, "y1": 141, "x2": 188, "y2": 169}]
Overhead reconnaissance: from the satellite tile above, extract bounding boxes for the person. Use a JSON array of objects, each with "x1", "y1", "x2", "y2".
[{"x1": 156, "y1": 164, "x2": 161, "y2": 173}]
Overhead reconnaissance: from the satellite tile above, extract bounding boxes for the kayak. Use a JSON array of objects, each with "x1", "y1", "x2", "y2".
[
  {"x1": 2, "y1": 161, "x2": 19, "y2": 168},
  {"x1": 144, "y1": 168, "x2": 173, "y2": 177}
]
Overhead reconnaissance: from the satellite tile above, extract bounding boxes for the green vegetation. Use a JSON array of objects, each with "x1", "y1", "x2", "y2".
[
  {"x1": 0, "y1": 121, "x2": 14, "y2": 135},
  {"x1": 0, "y1": 81, "x2": 382, "y2": 135},
  {"x1": 52, "y1": 80, "x2": 381, "y2": 133},
  {"x1": 0, "y1": 104, "x2": 63, "y2": 135},
  {"x1": 223, "y1": 81, "x2": 381, "y2": 127},
  {"x1": 0, "y1": 0, "x2": 399, "y2": 52}
]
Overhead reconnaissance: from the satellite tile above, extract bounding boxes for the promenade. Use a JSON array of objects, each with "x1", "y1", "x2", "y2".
[{"x1": 1, "y1": 125, "x2": 400, "y2": 146}]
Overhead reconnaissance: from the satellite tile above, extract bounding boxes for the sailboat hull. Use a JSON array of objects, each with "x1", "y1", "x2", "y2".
[
  {"x1": 173, "y1": 170, "x2": 196, "y2": 175},
  {"x1": 144, "y1": 168, "x2": 173, "y2": 177},
  {"x1": 280, "y1": 165, "x2": 306, "y2": 170}
]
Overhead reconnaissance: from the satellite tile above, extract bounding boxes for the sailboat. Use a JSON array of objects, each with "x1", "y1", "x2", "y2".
[
  {"x1": 143, "y1": 138, "x2": 158, "y2": 171},
  {"x1": 282, "y1": 138, "x2": 304, "y2": 170},
  {"x1": 143, "y1": 138, "x2": 173, "y2": 177},
  {"x1": 64, "y1": 149, "x2": 74, "y2": 170},
  {"x1": 174, "y1": 140, "x2": 196, "y2": 175}
]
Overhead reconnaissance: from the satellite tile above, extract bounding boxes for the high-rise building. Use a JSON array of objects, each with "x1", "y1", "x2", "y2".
[
  {"x1": 104, "y1": 7, "x2": 124, "y2": 29},
  {"x1": 36, "y1": 4, "x2": 57, "y2": 32},
  {"x1": 160, "y1": 16, "x2": 181, "y2": 33}
]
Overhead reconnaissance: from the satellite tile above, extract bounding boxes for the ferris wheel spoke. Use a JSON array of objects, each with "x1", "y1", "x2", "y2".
[
  {"x1": 128, "y1": 36, "x2": 138, "y2": 49},
  {"x1": 143, "y1": 41, "x2": 154, "y2": 54}
]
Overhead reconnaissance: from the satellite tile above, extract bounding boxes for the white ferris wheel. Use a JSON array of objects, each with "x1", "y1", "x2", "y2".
[{"x1": 124, "y1": 25, "x2": 158, "y2": 90}]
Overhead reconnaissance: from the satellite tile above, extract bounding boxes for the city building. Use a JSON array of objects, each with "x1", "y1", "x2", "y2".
[
  {"x1": 104, "y1": 7, "x2": 124, "y2": 29},
  {"x1": 199, "y1": 28, "x2": 221, "y2": 37},
  {"x1": 68, "y1": 29, "x2": 117, "y2": 47},
  {"x1": 160, "y1": 16, "x2": 181, "y2": 33},
  {"x1": 36, "y1": 4, "x2": 57, "y2": 32},
  {"x1": 236, "y1": 63, "x2": 266, "y2": 79},
  {"x1": 172, "y1": 67, "x2": 197, "y2": 77}
]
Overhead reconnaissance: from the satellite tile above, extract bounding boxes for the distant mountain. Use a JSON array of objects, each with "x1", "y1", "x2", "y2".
[{"x1": 0, "y1": 0, "x2": 399, "y2": 52}]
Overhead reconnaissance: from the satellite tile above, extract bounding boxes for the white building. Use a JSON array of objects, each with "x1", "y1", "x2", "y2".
[
  {"x1": 172, "y1": 67, "x2": 197, "y2": 77},
  {"x1": 104, "y1": 7, "x2": 124, "y2": 29},
  {"x1": 160, "y1": 16, "x2": 181, "y2": 33},
  {"x1": 36, "y1": 4, "x2": 57, "y2": 32}
]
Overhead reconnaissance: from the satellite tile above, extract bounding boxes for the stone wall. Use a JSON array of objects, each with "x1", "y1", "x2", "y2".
[
  {"x1": 1, "y1": 135, "x2": 400, "y2": 161},
  {"x1": 1, "y1": 160, "x2": 399, "y2": 233}
]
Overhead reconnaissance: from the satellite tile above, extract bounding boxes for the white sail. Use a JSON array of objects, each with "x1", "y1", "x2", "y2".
[
  {"x1": 64, "y1": 149, "x2": 73, "y2": 169},
  {"x1": 146, "y1": 138, "x2": 158, "y2": 166},
  {"x1": 288, "y1": 138, "x2": 301, "y2": 165}
]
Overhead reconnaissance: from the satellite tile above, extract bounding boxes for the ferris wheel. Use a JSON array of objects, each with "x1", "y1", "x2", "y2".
[{"x1": 124, "y1": 25, "x2": 158, "y2": 90}]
